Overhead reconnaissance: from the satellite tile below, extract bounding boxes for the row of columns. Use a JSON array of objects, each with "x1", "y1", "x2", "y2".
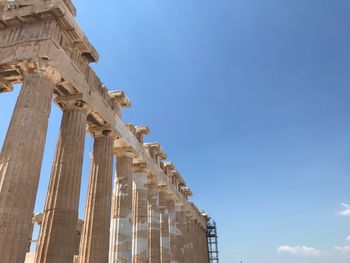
[
  {"x1": 109, "y1": 158, "x2": 209, "y2": 263},
  {"x1": 0, "y1": 72, "x2": 209, "y2": 263}
]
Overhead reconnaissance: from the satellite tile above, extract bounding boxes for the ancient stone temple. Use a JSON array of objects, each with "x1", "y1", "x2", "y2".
[{"x1": 0, "y1": 0, "x2": 211, "y2": 262}]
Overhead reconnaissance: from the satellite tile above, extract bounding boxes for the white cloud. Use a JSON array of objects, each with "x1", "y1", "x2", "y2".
[
  {"x1": 335, "y1": 246, "x2": 350, "y2": 253},
  {"x1": 338, "y1": 203, "x2": 350, "y2": 216},
  {"x1": 346, "y1": 235, "x2": 350, "y2": 241},
  {"x1": 277, "y1": 245, "x2": 321, "y2": 256}
]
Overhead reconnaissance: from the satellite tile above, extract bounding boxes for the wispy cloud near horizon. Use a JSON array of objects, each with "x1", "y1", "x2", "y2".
[
  {"x1": 277, "y1": 245, "x2": 321, "y2": 256},
  {"x1": 334, "y1": 246, "x2": 350, "y2": 253}
]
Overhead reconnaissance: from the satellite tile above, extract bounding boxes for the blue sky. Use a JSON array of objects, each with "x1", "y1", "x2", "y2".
[{"x1": 1, "y1": 0, "x2": 350, "y2": 262}]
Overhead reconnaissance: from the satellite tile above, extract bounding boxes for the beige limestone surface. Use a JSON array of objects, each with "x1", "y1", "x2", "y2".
[
  {"x1": 35, "y1": 102, "x2": 87, "y2": 263},
  {"x1": 110, "y1": 154, "x2": 134, "y2": 263},
  {"x1": 79, "y1": 133, "x2": 114, "y2": 263}
]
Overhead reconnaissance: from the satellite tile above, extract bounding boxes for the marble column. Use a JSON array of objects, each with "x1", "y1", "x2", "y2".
[
  {"x1": 197, "y1": 224, "x2": 208, "y2": 263},
  {"x1": 35, "y1": 98, "x2": 87, "y2": 263},
  {"x1": 183, "y1": 215, "x2": 194, "y2": 263},
  {"x1": 168, "y1": 199, "x2": 177, "y2": 263},
  {"x1": 202, "y1": 225, "x2": 209, "y2": 263},
  {"x1": 194, "y1": 224, "x2": 200, "y2": 263},
  {"x1": 194, "y1": 222, "x2": 201, "y2": 263},
  {"x1": 148, "y1": 179, "x2": 160, "y2": 263},
  {"x1": 182, "y1": 214, "x2": 190, "y2": 263},
  {"x1": 190, "y1": 219, "x2": 196, "y2": 263},
  {"x1": 159, "y1": 188, "x2": 170, "y2": 263},
  {"x1": 132, "y1": 165, "x2": 149, "y2": 263},
  {"x1": 173, "y1": 205, "x2": 185, "y2": 263},
  {"x1": 190, "y1": 222, "x2": 197, "y2": 263},
  {"x1": 192, "y1": 221, "x2": 198, "y2": 263},
  {"x1": 110, "y1": 152, "x2": 134, "y2": 263},
  {"x1": 0, "y1": 72, "x2": 54, "y2": 263},
  {"x1": 194, "y1": 223, "x2": 200, "y2": 263},
  {"x1": 79, "y1": 129, "x2": 114, "y2": 263}
]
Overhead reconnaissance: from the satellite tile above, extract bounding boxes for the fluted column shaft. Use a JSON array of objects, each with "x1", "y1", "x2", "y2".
[
  {"x1": 183, "y1": 215, "x2": 194, "y2": 263},
  {"x1": 196, "y1": 224, "x2": 208, "y2": 263},
  {"x1": 168, "y1": 200, "x2": 177, "y2": 263},
  {"x1": 194, "y1": 222, "x2": 201, "y2": 263},
  {"x1": 110, "y1": 154, "x2": 133, "y2": 263},
  {"x1": 190, "y1": 222, "x2": 197, "y2": 263},
  {"x1": 79, "y1": 133, "x2": 114, "y2": 263},
  {"x1": 183, "y1": 215, "x2": 190, "y2": 263},
  {"x1": 148, "y1": 180, "x2": 160, "y2": 263},
  {"x1": 194, "y1": 224, "x2": 200, "y2": 263},
  {"x1": 132, "y1": 170, "x2": 149, "y2": 263},
  {"x1": 35, "y1": 103, "x2": 87, "y2": 263},
  {"x1": 192, "y1": 222, "x2": 198, "y2": 263},
  {"x1": 159, "y1": 190, "x2": 170, "y2": 263},
  {"x1": 201, "y1": 226, "x2": 209, "y2": 263},
  {"x1": 173, "y1": 206, "x2": 185, "y2": 263},
  {"x1": 0, "y1": 73, "x2": 54, "y2": 263}
]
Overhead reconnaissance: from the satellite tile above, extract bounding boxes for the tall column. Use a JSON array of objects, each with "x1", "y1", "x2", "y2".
[
  {"x1": 183, "y1": 214, "x2": 189, "y2": 263},
  {"x1": 110, "y1": 151, "x2": 134, "y2": 263},
  {"x1": 168, "y1": 199, "x2": 177, "y2": 263},
  {"x1": 183, "y1": 214, "x2": 194, "y2": 263},
  {"x1": 79, "y1": 128, "x2": 114, "y2": 263},
  {"x1": 0, "y1": 72, "x2": 54, "y2": 263},
  {"x1": 190, "y1": 220, "x2": 197, "y2": 263},
  {"x1": 35, "y1": 97, "x2": 87, "y2": 263},
  {"x1": 194, "y1": 223, "x2": 201, "y2": 263},
  {"x1": 132, "y1": 165, "x2": 149, "y2": 263},
  {"x1": 190, "y1": 221, "x2": 198, "y2": 263},
  {"x1": 201, "y1": 225, "x2": 209, "y2": 263},
  {"x1": 173, "y1": 204, "x2": 185, "y2": 263},
  {"x1": 197, "y1": 223, "x2": 208, "y2": 263},
  {"x1": 159, "y1": 188, "x2": 170, "y2": 263},
  {"x1": 148, "y1": 178, "x2": 160, "y2": 263},
  {"x1": 194, "y1": 221, "x2": 201, "y2": 263}
]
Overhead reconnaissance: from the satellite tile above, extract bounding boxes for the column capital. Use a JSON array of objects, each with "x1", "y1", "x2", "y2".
[
  {"x1": 21, "y1": 59, "x2": 62, "y2": 84},
  {"x1": 143, "y1": 142, "x2": 167, "y2": 161},
  {"x1": 132, "y1": 162, "x2": 151, "y2": 174},
  {"x1": 126, "y1": 124, "x2": 150, "y2": 144},
  {"x1": 88, "y1": 125, "x2": 113, "y2": 138},
  {"x1": 135, "y1": 126, "x2": 150, "y2": 143},
  {"x1": 109, "y1": 90, "x2": 131, "y2": 117},
  {"x1": 55, "y1": 94, "x2": 91, "y2": 114},
  {"x1": 171, "y1": 169, "x2": 187, "y2": 192},
  {"x1": 163, "y1": 161, "x2": 175, "y2": 176},
  {"x1": 180, "y1": 186, "x2": 193, "y2": 197},
  {"x1": 114, "y1": 146, "x2": 134, "y2": 158}
]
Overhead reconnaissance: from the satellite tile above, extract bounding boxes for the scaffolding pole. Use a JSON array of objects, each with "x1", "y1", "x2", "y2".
[{"x1": 207, "y1": 219, "x2": 219, "y2": 263}]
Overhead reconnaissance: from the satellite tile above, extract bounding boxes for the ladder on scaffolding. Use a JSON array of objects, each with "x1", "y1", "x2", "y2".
[{"x1": 207, "y1": 219, "x2": 219, "y2": 263}]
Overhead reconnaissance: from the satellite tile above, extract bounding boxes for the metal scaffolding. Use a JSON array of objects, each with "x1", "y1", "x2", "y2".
[{"x1": 207, "y1": 219, "x2": 219, "y2": 263}]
